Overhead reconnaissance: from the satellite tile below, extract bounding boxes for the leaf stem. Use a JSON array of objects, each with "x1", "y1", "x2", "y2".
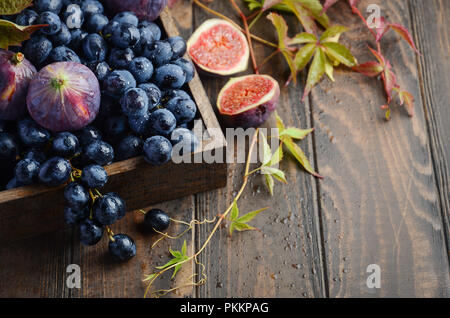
[
  {"x1": 192, "y1": 0, "x2": 277, "y2": 48},
  {"x1": 229, "y1": 0, "x2": 259, "y2": 73}
]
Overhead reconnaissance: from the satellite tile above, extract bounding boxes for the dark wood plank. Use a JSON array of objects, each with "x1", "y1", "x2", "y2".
[
  {"x1": 409, "y1": 0, "x2": 450, "y2": 250},
  {"x1": 0, "y1": 229, "x2": 73, "y2": 297},
  {"x1": 310, "y1": 0, "x2": 449, "y2": 297},
  {"x1": 191, "y1": 1, "x2": 326, "y2": 298}
]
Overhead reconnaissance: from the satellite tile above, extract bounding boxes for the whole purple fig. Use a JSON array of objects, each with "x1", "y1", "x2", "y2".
[
  {"x1": 103, "y1": 0, "x2": 168, "y2": 21},
  {"x1": 0, "y1": 50, "x2": 37, "y2": 120},
  {"x1": 27, "y1": 62, "x2": 100, "y2": 132}
]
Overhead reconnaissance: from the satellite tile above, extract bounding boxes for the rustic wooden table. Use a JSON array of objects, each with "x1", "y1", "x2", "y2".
[{"x1": 1, "y1": 0, "x2": 449, "y2": 298}]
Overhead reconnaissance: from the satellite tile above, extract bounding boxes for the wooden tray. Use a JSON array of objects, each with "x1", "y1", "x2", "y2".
[{"x1": 0, "y1": 8, "x2": 227, "y2": 243}]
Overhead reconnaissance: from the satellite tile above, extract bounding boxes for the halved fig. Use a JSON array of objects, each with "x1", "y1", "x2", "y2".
[
  {"x1": 217, "y1": 74, "x2": 280, "y2": 128},
  {"x1": 187, "y1": 19, "x2": 249, "y2": 76},
  {"x1": 0, "y1": 50, "x2": 37, "y2": 120},
  {"x1": 27, "y1": 62, "x2": 100, "y2": 132}
]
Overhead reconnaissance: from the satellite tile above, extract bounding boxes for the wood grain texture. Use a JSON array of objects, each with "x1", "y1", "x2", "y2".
[
  {"x1": 409, "y1": 0, "x2": 450, "y2": 251},
  {"x1": 191, "y1": 0, "x2": 326, "y2": 298},
  {"x1": 310, "y1": 0, "x2": 449, "y2": 297}
]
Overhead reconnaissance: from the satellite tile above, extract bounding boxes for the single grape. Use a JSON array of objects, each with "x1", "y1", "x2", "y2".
[
  {"x1": 116, "y1": 135, "x2": 143, "y2": 161},
  {"x1": 112, "y1": 11, "x2": 138, "y2": 26},
  {"x1": 87, "y1": 61, "x2": 110, "y2": 81},
  {"x1": 15, "y1": 9, "x2": 39, "y2": 26},
  {"x1": 170, "y1": 128, "x2": 200, "y2": 155},
  {"x1": 153, "y1": 64, "x2": 186, "y2": 89},
  {"x1": 103, "y1": 115, "x2": 128, "y2": 138},
  {"x1": 138, "y1": 83, "x2": 161, "y2": 110},
  {"x1": 85, "y1": 13, "x2": 109, "y2": 33},
  {"x1": 81, "y1": 164, "x2": 108, "y2": 188},
  {"x1": 24, "y1": 36, "x2": 53, "y2": 66},
  {"x1": 144, "y1": 208, "x2": 170, "y2": 232},
  {"x1": 47, "y1": 46, "x2": 81, "y2": 63},
  {"x1": 143, "y1": 135, "x2": 172, "y2": 165},
  {"x1": 84, "y1": 140, "x2": 114, "y2": 166},
  {"x1": 93, "y1": 192, "x2": 125, "y2": 225},
  {"x1": 108, "y1": 47, "x2": 134, "y2": 69},
  {"x1": 167, "y1": 36, "x2": 187, "y2": 60},
  {"x1": 34, "y1": 0, "x2": 63, "y2": 14},
  {"x1": 102, "y1": 70, "x2": 136, "y2": 97},
  {"x1": 70, "y1": 29, "x2": 88, "y2": 51},
  {"x1": 148, "y1": 109, "x2": 176, "y2": 136},
  {"x1": 128, "y1": 112, "x2": 151, "y2": 136},
  {"x1": 17, "y1": 118, "x2": 51, "y2": 148},
  {"x1": 75, "y1": 125, "x2": 102, "y2": 146},
  {"x1": 0, "y1": 133, "x2": 19, "y2": 162},
  {"x1": 81, "y1": 0, "x2": 104, "y2": 17},
  {"x1": 143, "y1": 40, "x2": 172, "y2": 66},
  {"x1": 38, "y1": 157, "x2": 72, "y2": 186},
  {"x1": 64, "y1": 182, "x2": 90, "y2": 211},
  {"x1": 165, "y1": 96, "x2": 197, "y2": 125},
  {"x1": 49, "y1": 23, "x2": 72, "y2": 46},
  {"x1": 64, "y1": 206, "x2": 89, "y2": 227},
  {"x1": 15, "y1": 159, "x2": 40, "y2": 185},
  {"x1": 79, "y1": 218, "x2": 104, "y2": 246},
  {"x1": 109, "y1": 23, "x2": 140, "y2": 49},
  {"x1": 120, "y1": 88, "x2": 149, "y2": 117},
  {"x1": 108, "y1": 234, "x2": 136, "y2": 261},
  {"x1": 173, "y1": 57, "x2": 195, "y2": 84},
  {"x1": 128, "y1": 57, "x2": 153, "y2": 84},
  {"x1": 37, "y1": 11, "x2": 62, "y2": 35},
  {"x1": 82, "y1": 33, "x2": 108, "y2": 62}
]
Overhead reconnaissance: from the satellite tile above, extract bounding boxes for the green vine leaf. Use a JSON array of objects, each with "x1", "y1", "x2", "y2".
[
  {"x1": 294, "y1": 42, "x2": 316, "y2": 71},
  {"x1": 229, "y1": 200, "x2": 268, "y2": 235},
  {"x1": 321, "y1": 42, "x2": 357, "y2": 67},
  {"x1": 302, "y1": 47, "x2": 325, "y2": 100},
  {"x1": 398, "y1": 90, "x2": 414, "y2": 117},
  {"x1": 289, "y1": 32, "x2": 317, "y2": 45},
  {"x1": 0, "y1": 19, "x2": 44, "y2": 50},
  {"x1": 0, "y1": 0, "x2": 33, "y2": 15},
  {"x1": 279, "y1": 127, "x2": 314, "y2": 140},
  {"x1": 156, "y1": 240, "x2": 189, "y2": 279}
]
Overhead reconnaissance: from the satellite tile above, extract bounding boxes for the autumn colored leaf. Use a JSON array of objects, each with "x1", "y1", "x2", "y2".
[
  {"x1": 352, "y1": 61, "x2": 383, "y2": 77},
  {"x1": 389, "y1": 23, "x2": 420, "y2": 55},
  {"x1": 382, "y1": 61, "x2": 397, "y2": 102},
  {"x1": 0, "y1": 20, "x2": 45, "y2": 50},
  {"x1": 302, "y1": 48, "x2": 325, "y2": 100},
  {"x1": 0, "y1": 0, "x2": 33, "y2": 15}
]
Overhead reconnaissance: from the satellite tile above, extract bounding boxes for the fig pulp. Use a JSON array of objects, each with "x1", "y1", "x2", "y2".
[
  {"x1": 0, "y1": 50, "x2": 37, "y2": 120},
  {"x1": 27, "y1": 62, "x2": 100, "y2": 132},
  {"x1": 103, "y1": 0, "x2": 168, "y2": 22},
  {"x1": 187, "y1": 19, "x2": 249, "y2": 76},
  {"x1": 217, "y1": 74, "x2": 280, "y2": 128}
]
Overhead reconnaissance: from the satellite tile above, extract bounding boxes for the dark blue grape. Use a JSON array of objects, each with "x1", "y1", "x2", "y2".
[
  {"x1": 167, "y1": 36, "x2": 187, "y2": 60},
  {"x1": 112, "y1": 11, "x2": 138, "y2": 27},
  {"x1": 24, "y1": 35, "x2": 52, "y2": 66},
  {"x1": 102, "y1": 70, "x2": 136, "y2": 97},
  {"x1": 103, "y1": 115, "x2": 128, "y2": 138},
  {"x1": 70, "y1": 29, "x2": 87, "y2": 51},
  {"x1": 37, "y1": 11, "x2": 62, "y2": 35},
  {"x1": 35, "y1": 0, "x2": 63, "y2": 14},
  {"x1": 0, "y1": 133, "x2": 19, "y2": 162},
  {"x1": 128, "y1": 113, "x2": 151, "y2": 137},
  {"x1": 139, "y1": 21, "x2": 161, "y2": 41},
  {"x1": 109, "y1": 23, "x2": 140, "y2": 49},
  {"x1": 17, "y1": 119, "x2": 50, "y2": 148},
  {"x1": 138, "y1": 83, "x2": 161, "y2": 110},
  {"x1": 166, "y1": 96, "x2": 197, "y2": 124},
  {"x1": 128, "y1": 57, "x2": 153, "y2": 84},
  {"x1": 38, "y1": 157, "x2": 71, "y2": 186},
  {"x1": 64, "y1": 181, "x2": 90, "y2": 211},
  {"x1": 85, "y1": 13, "x2": 109, "y2": 33},
  {"x1": 15, "y1": 159, "x2": 40, "y2": 185},
  {"x1": 64, "y1": 206, "x2": 89, "y2": 227},
  {"x1": 81, "y1": 164, "x2": 108, "y2": 188},
  {"x1": 79, "y1": 218, "x2": 104, "y2": 246},
  {"x1": 93, "y1": 192, "x2": 125, "y2": 225},
  {"x1": 108, "y1": 234, "x2": 136, "y2": 261},
  {"x1": 84, "y1": 140, "x2": 114, "y2": 165},
  {"x1": 47, "y1": 46, "x2": 81, "y2": 63},
  {"x1": 143, "y1": 40, "x2": 172, "y2": 66},
  {"x1": 170, "y1": 128, "x2": 200, "y2": 155},
  {"x1": 153, "y1": 64, "x2": 186, "y2": 89},
  {"x1": 116, "y1": 135, "x2": 143, "y2": 161},
  {"x1": 49, "y1": 23, "x2": 72, "y2": 46},
  {"x1": 6, "y1": 177, "x2": 24, "y2": 190},
  {"x1": 75, "y1": 125, "x2": 102, "y2": 146},
  {"x1": 143, "y1": 135, "x2": 172, "y2": 165},
  {"x1": 82, "y1": 33, "x2": 107, "y2": 62},
  {"x1": 63, "y1": 4, "x2": 84, "y2": 29},
  {"x1": 108, "y1": 47, "x2": 134, "y2": 69},
  {"x1": 15, "y1": 9, "x2": 39, "y2": 26},
  {"x1": 52, "y1": 132, "x2": 80, "y2": 157},
  {"x1": 144, "y1": 208, "x2": 170, "y2": 232},
  {"x1": 120, "y1": 88, "x2": 149, "y2": 117},
  {"x1": 162, "y1": 89, "x2": 191, "y2": 102},
  {"x1": 23, "y1": 148, "x2": 46, "y2": 164},
  {"x1": 173, "y1": 57, "x2": 195, "y2": 84},
  {"x1": 81, "y1": 0, "x2": 104, "y2": 17},
  {"x1": 87, "y1": 61, "x2": 110, "y2": 81},
  {"x1": 148, "y1": 109, "x2": 176, "y2": 136}
]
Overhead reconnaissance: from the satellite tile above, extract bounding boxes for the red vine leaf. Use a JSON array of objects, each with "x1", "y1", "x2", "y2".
[
  {"x1": 389, "y1": 23, "x2": 421, "y2": 55},
  {"x1": 352, "y1": 61, "x2": 383, "y2": 77},
  {"x1": 381, "y1": 61, "x2": 397, "y2": 102},
  {"x1": 399, "y1": 90, "x2": 415, "y2": 117}
]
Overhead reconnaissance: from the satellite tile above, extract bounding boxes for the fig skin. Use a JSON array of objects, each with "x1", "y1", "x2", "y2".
[
  {"x1": 27, "y1": 62, "x2": 101, "y2": 132},
  {"x1": 0, "y1": 50, "x2": 37, "y2": 120},
  {"x1": 217, "y1": 75, "x2": 280, "y2": 129},
  {"x1": 103, "y1": 0, "x2": 168, "y2": 22}
]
